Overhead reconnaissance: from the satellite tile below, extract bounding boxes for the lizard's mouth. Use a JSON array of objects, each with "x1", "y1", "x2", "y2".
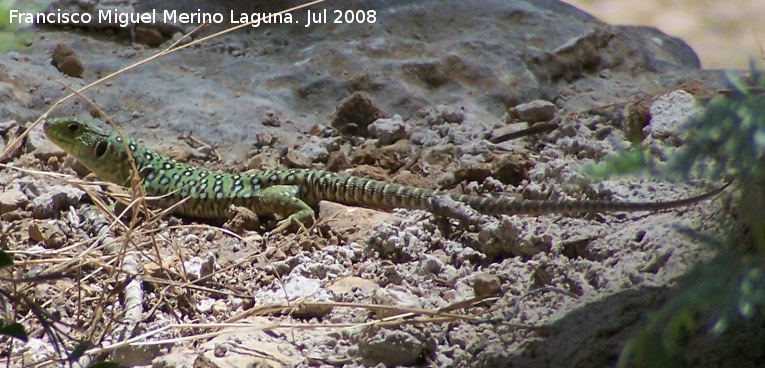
[{"x1": 43, "y1": 119, "x2": 75, "y2": 152}]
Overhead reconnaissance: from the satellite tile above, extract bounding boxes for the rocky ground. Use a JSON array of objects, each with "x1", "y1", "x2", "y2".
[{"x1": 0, "y1": 0, "x2": 756, "y2": 367}]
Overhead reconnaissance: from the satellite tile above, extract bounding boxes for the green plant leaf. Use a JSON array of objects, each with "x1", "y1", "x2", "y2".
[
  {"x1": 68, "y1": 341, "x2": 92, "y2": 362},
  {"x1": 0, "y1": 322, "x2": 28, "y2": 342},
  {"x1": 88, "y1": 362, "x2": 120, "y2": 368},
  {"x1": 0, "y1": 249, "x2": 13, "y2": 268}
]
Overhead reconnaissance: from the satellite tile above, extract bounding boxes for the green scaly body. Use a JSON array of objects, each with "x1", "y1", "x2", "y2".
[{"x1": 43, "y1": 116, "x2": 726, "y2": 232}]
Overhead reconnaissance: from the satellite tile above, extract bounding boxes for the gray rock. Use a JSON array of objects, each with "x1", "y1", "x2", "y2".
[
  {"x1": 184, "y1": 252, "x2": 215, "y2": 280},
  {"x1": 28, "y1": 126, "x2": 65, "y2": 160},
  {"x1": 0, "y1": 189, "x2": 28, "y2": 214},
  {"x1": 295, "y1": 136, "x2": 341, "y2": 163},
  {"x1": 369, "y1": 114, "x2": 406, "y2": 145},
  {"x1": 646, "y1": 90, "x2": 699, "y2": 142},
  {"x1": 511, "y1": 99, "x2": 557, "y2": 123},
  {"x1": 28, "y1": 185, "x2": 84, "y2": 219},
  {"x1": 359, "y1": 327, "x2": 427, "y2": 366}
]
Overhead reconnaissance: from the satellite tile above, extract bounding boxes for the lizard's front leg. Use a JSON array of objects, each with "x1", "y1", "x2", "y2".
[{"x1": 254, "y1": 185, "x2": 315, "y2": 233}]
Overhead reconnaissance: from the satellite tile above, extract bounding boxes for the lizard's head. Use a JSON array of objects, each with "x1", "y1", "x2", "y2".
[{"x1": 44, "y1": 116, "x2": 134, "y2": 184}]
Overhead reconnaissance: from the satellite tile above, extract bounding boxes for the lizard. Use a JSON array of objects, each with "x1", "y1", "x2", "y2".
[{"x1": 43, "y1": 116, "x2": 728, "y2": 233}]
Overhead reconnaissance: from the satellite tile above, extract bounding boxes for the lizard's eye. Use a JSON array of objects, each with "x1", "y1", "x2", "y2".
[
  {"x1": 67, "y1": 123, "x2": 79, "y2": 133},
  {"x1": 95, "y1": 141, "x2": 108, "y2": 158}
]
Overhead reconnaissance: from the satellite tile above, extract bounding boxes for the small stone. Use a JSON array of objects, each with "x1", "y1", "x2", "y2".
[
  {"x1": 203, "y1": 229, "x2": 216, "y2": 241},
  {"x1": 28, "y1": 221, "x2": 68, "y2": 249},
  {"x1": 421, "y1": 104, "x2": 464, "y2": 125},
  {"x1": 0, "y1": 189, "x2": 28, "y2": 214},
  {"x1": 247, "y1": 152, "x2": 280, "y2": 171},
  {"x1": 490, "y1": 122, "x2": 528, "y2": 140},
  {"x1": 349, "y1": 142, "x2": 382, "y2": 166},
  {"x1": 134, "y1": 26, "x2": 164, "y2": 47},
  {"x1": 213, "y1": 343, "x2": 228, "y2": 358},
  {"x1": 169, "y1": 32, "x2": 190, "y2": 46},
  {"x1": 420, "y1": 256, "x2": 443, "y2": 275},
  {"x1": 29, "y1": 185, "x2": 84, "y2": 219},
  {"x1": 379, "y1": 139, "x2": 412, "y2": 163},
  {"x1": 28, "y1": 126, "x2": 65, "y2": 160},
  {"x1": 331, "y1": 92, "x2": 389, "y2": 137},
  {"x1": 261, "y1": 112, "x2": 281, "y2": 127},
  {"x1": 421, "y1": 143, "x2": 459, "y2": 169},
  {"x1": 1, "y1": 125, "x2": 25, "y2": 161},
  {"x1": 645, "y1": 90, "x2": 698, "y2": 142},
  {"x1": 211, "y1": 300, "x2": 229, "y2": 316},
  {"x1": 282, "y1": 150, "x2": 312, "y2": 169},
  {"x1": 184, "y1": 253, "x2": 216, "y2": 280},
  {"x1": 261, "y1": 275, "x2": 334, "y2": 318},
  {"x1": 369, "y1": 114, "x2": 406, "y2": 145},
  {"x1": 325, "y1": 148, "x2": 351, "y2": 172},
  {"x1": 492, "y1": 152, "x2": 533, "y2": 186},
  {"x1": 192, "y1": 145, "x2": 214, "y2": 159},
  {"x1": 326, "y1": 276, "x2": 379, "y2": 296},
  {"x1": 295, "y1": 136, "x2": 340, "y2": 163},
  {"x1": 473, "y1": 273, "x2": 502, "y2": 296},
  {"x1": 359, "y1": 327, "x2": 425, "y2": 366},
  {"x1": 318, "y1": 201, "x2": 399, "y2": 244},
  {"x1": 0, "y1": 120, "x2": 18, "y2": 134},
  {"x1": 453, "y1": 162, "x2": 492, "y2": 185},
  {"x1": 51, "y1": 43, "x2": 84, "y2": 78},
  {"x1": 46, "y1": 156, "x2": 61, "y2": 171},
  {"x1": 390, "y1": 171, "x2": 437, "y2": 190},
  {"x1": 372, "y1": 287, "x2": 421, "y2": 318},
  {"x1": 254, "y1": 133, "x2": 274, "y2": 148},
  {"x1": 348, "y1": 165, "x2": 389, "y2": 182},
  {"x1": 509, "y1": 100, "x2": 556, "y2": 123},
  {"x1": 28, "y1": 223, "x2": 43, "y2": 243},
  {"x1": 163, "y1": 145, "x2": 193, "y2": 162},
  {"x1": 196, "y1": 298, "x2": 216, "y2": 313},
  {"x1": 224, "y1": 204, "x2": 261, "y2": 234},
  {"x1": 1, "y1": 210, "x2": 23, "y2": 222}
]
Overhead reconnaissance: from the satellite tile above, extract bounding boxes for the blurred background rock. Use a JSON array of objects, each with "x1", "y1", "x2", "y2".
[{"x1": 564, "y1": 0, "x2": 764, "y2": 70}]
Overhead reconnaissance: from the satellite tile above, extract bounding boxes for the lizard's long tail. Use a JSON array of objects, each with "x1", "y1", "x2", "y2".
[{"x1": 293, "y1": 169, "x2": 730, "y2": 215}]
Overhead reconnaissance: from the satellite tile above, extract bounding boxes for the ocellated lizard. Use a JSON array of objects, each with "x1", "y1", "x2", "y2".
[{"x1": 43, "y1": 116, "x2": 727, "y2": 233}]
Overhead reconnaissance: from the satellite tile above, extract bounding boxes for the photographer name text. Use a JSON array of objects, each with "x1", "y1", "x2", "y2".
[{"x1": 9, "y1": 8, "x2": 377, "y2": 28}]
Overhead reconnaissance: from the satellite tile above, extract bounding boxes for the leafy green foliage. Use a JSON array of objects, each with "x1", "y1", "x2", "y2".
[
  {"x1": 0, "y1": 0, "x2": 51, "y2": 52},
  {"x1": 588, "y1": 68, "x2": 765, "y2": 184},
  {"x1": 666, "y1": 71, "x2": 765, "y2": 182},
  {"x1": 585, "y1": 146, "x2": 658, "y2": 179},
  {"x1": 608, "y1": 67, "x2": 765, "y2": 367},
  {"x1": 620, "y1": 238, "x2": 765, "y2": 367}
]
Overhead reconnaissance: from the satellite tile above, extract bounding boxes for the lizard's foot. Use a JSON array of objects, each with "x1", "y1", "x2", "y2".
[{"x1": 271, "y1": 211, "x2": 315, "y2": 234}]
